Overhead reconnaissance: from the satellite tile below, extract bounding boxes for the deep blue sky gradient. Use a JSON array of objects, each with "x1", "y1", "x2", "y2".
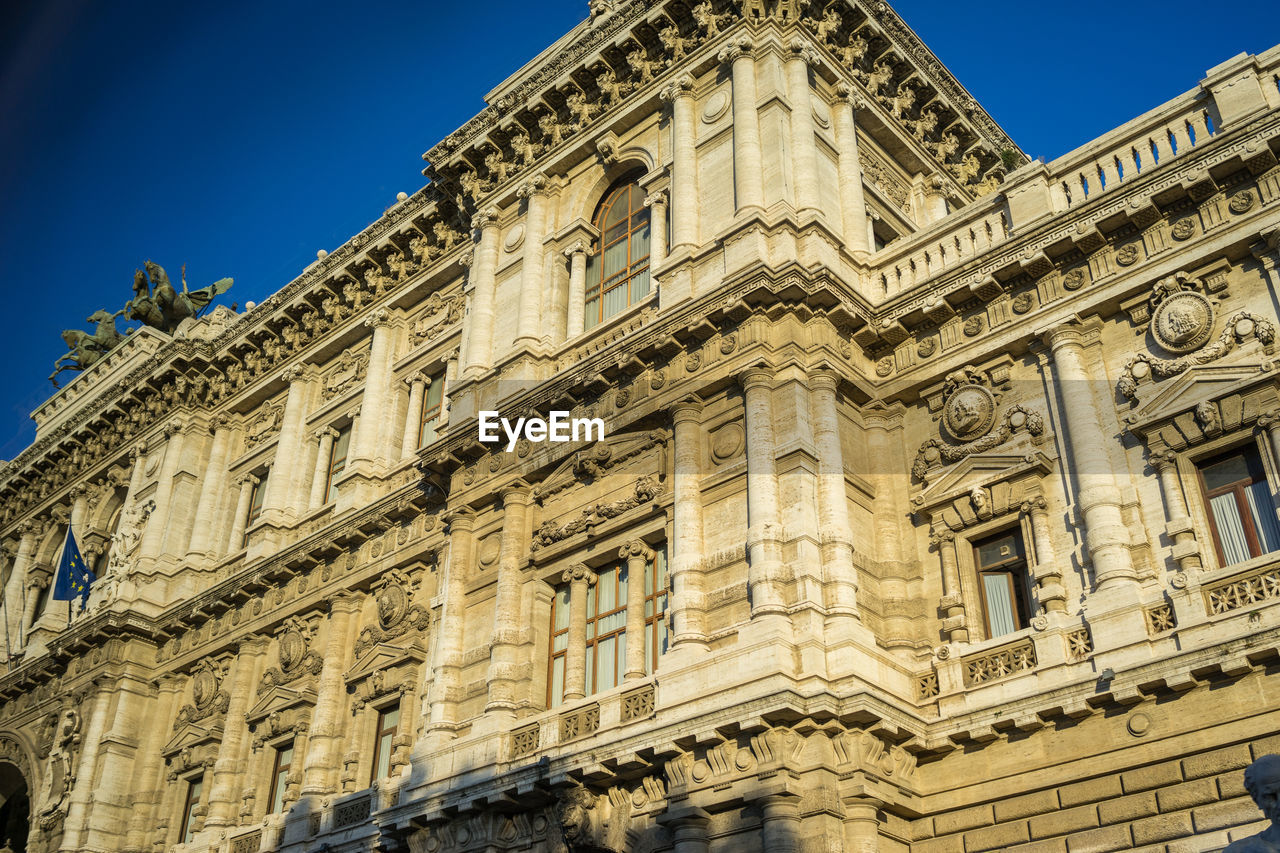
[{"x1": 0, "y1": 0, "x2": 1275, "y2": 460}]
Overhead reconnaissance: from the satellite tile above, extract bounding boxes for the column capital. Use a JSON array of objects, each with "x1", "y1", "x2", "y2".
[
  {"x1": 458, "y1": 247, "x2": 475, "y2": 268},
  {"x1": 788, "y1": 37, "x2": 821, "y2": 67},
  {"x1": 1040, "y1": 315, "x2": 1102, "y2": 351},
  {"x1": 1148, "y1": 449, "x2": 1178, "y2": 472},
  {"x1": 516, "y1": 174, "x2": 548, "y2": 199},
  {"x1": 619, "y1": 539, "x2": 655, "y2": 562},
  {"x1": 717, "y1": 36, "x2": 755, "y2": 64},
  {"x1": 738, "y1": 365, "x2": 775, "y2": 392},
  {"x1": 326, "y1": 589, "x2": 364, "y2": 615},
  {"x1": 281, "y1": 363, "x2": 308, "y2": 384},
  {"x1": 808, "y1": 366, "x2": 840, "y2": 393},
  {"x1": 643, "y1": 190, "x2": 668, "y2": 208},
  {"x1": 563, "y1": 239, "x2": 590, "y2": 259},
  {"x1": 314, "y1": 425, "x2": 341, "y2": 442},
  {"x1": 442, "y1": 507, "x2": 475, "y2": 532},
  {"x1": 562, "y1": 562, "x2": 598, "y2": 585},
  {"x1": 234, "y1": 472, "x2": 261, "y2": 488},
  {"x1": 470, "y1": 207, "x2": 499, "y2": 231},
  {"x1": 1020, "y1": 495, "x2": 1049, "y2": 514},
  {"x1": 499, "y1": 480, "x2": 532, "y2": 506},
  {"x1": 24, "y1": 567, "x2": 51, "y2": 590},
  {"x1": 403, "y1": 372, "x2": 429, "y2": 390},
  {"x1": 1258, "y1": 409, "x2": 1280, "y2": 430},
  {"x1": 928, "y1": 528, "x2": 956, "y2": 548},
  {"x1": 363, "y1": 307, "x2": 393, "y2": 329},
  {"x1": 659, "y1": 74, "x2": 695, "y2": 102}
]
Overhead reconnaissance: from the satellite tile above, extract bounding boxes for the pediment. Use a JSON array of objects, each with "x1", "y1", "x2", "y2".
[
  {"x1": 245, "y1": 683, "x2": 318, "y2": 726},
  {"x1": 914, "y1": 451, "x2": 1054, "y2": 518},
  {"x1": 162, "y1": 718, "x2": 224, "y2": 757},
  {"x1": 345, "y1": 640, "x2": 427, "y2": 686},
  {"x1": 1125, "y1": 363, "x2": 1274, "y2": 435}
]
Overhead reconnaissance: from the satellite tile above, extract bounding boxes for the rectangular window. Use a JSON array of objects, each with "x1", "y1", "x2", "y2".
[
  {"x1": 180, "y1": 774, "x2": 203, "y2": 843},
  {"x1": 973, "y1": 529, "x2": 1030, "y2": 639},
  {"x1": 1199, "y1": 445, "x2": 1280, "y2": 566},
  {"x1": 267, "y1": 741, "x2": 294, "y2": 814},
  {"x1": 370, "y1": 703, "x2": 401, "y2": 784},
  {"x1": 325, "y1": 425, "x2": 352, "y2": 503},
  {"x1": 244, "y1": 471, "x2": 269, "y2": 547},
  {"x1": 418, "y1": 374, "x2": 444, "y2": 447},
  {"x1": 547, "y1": 546, "x2": 667, "y2": 708}
]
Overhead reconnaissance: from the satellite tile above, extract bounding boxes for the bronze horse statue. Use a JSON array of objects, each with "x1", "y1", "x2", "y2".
[
  {"x1": 49, "y1": 309, "x2": 127, "y2": 387},
  {"x1": 127, "y1": 261, "x2": 232, "y2": 334}
]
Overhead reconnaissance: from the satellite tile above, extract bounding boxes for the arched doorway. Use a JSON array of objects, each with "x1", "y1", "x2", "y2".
[{"x1": 0, "y1": 762, "x2": 30, "y2": 852}]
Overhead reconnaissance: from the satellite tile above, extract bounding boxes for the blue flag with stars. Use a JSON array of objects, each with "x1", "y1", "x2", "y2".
[{"x1": 52, "y1": 526, "x2": 94, "y2": 610}]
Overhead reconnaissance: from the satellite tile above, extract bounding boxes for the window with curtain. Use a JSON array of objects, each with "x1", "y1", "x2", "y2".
[
  {"x1": 324, "y1": 425, "x2": 352, "y2": 504},
  {"x1": 418, "y1": 374, "x2": 444, "y2": 447},
  {"x1": 1199, "y1": 445, "x2": 1280, "y2": 566},
  {"x1": 267, "y1": 740, "x2": 294, "y2": 813},
  {"x1": 180, "y1": 774, "x2": 203, "y2": 843},
  {"x1": 973, "y1": 529, "x2": 1031, "y2": 639},
  {"x1": 370, "y1": 703, "x2": 400, "y2": 784},
  {"x1": 585, "y1": 179, "x2": 650, "y2": 330},
  {"x1": 546, "y1": 547, "x2": 668, "y2": 708}
]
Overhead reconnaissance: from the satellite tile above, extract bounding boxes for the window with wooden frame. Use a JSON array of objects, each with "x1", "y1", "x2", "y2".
[
  {"x1": 244, "y1": 471, "x2": 269, "y2": 546},
  {"x1": 973, "y1": 528, "x2": 1032, "y2": 639},
  {"x1": 180, "y1": 773, "x2": 204, "y2": 843},
  {"x1": 266, "y1": 740, "x2": 294, "y2": 814},
  {"x1": 1197, "y1": 444, "x2": 1280, "y2": 566},
  {"x1": 370, "y1": 703, "x2": 400, "y2": 785},
  {"x1": 324, "y1": 424, "x2": 352, "y2": 504},
  {"x1": 418, "y1": 374, "x2": 444, "y2": 447},
  {"x1": 546, "y1": 547, "x2": 668, "y2": 708},
  {"x1": 585, "y1": 179, "x2": 650, "y2": 330}
]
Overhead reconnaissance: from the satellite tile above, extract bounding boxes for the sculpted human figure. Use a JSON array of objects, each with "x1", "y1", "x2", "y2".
[{"x1": 1226, "y1": 754, "x2": 1280, "y2": 851}]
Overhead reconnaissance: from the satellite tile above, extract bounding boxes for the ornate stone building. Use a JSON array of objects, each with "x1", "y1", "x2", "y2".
[{"x1": 1, "y1": 1, "x2": 1280, "y2": 852}]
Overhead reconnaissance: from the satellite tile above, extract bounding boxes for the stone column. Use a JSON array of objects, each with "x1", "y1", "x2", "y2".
[
  {"x1": 401, "y1": 375, "x2": 427, "y2": 461},
  {"x1": 1259, "y1": 410, "x2": 1280, "y2": 487},
  {"x1": 429, "y1": 510, "x2": 473, "y2": 738},
  {"x1": 620, "y1": 540, "x2": 654, "y2": 680},
  {"x1": 1150, "y1": 450, "x2": 1203, "y2": 575},
  {"x1": 741, "y1": 368, "x2": 787, "y2": 616},
  {"x1": 660, "y1": 76, "x2": 698, "y2": 253},
  {"x1": 308, "y1": 427, "x2": 340, "y2": 509},
  {"x1": 186, "y1": 416, "x2": 236, "y2": 560},
  {"x1": 664, "y1": 810, "x2": 711, "y2": 853},
  {"x1": 564, "y1": 241, "x2": 589, "y2": 340},
  {"x1": 463, "y1": 208, "x2": 501, "y2": 377},
  {"x1": 301, "y1": 592, "x2": 362, "y2": 795},
  {"x1": 720, "y1": 38, "x2": 764, "y2": 213},
  {"x1": 669, "y1": 399, "x2": 709, "y2": 650},
  {"x1": 58, "y1": 680, "x2": 112, "y2": 852},
  {"x1": 930, "y1": 528, "x2": 968, "y2": 643},
  {"x1": 124, "y1": 675, "x2": 183, "y2": 853},
  {"x1": 561, "y1": 563, "x2": 598, "y2": 701},
  {"x1": 1044, "y1": 321, "x2": 1137, "y2": 589},
  {"x1": 865, "y1": 208, "x2": 879, "y2": 254},
  {"x1": 68, "y1": 485, "x2": 89, "y2": 538},
  {"x1": 516, "y1": 177, "x2": 549, "y2": 347},
  {"x1": 20, "y1": 562, "x2": 49, "y2": 641},
  {"x1": 759, "y1": 794, "x2": 802, "y2": 853},
  {"x1": 923, "y1": 175, "x2": 949, "y2": 223},
  {"x1": 844, "y1": 797, "x2": 883, "y2": 853},
  {"x1": 1023, "y1": 497, "x2": 1067, "y2": 614},
  {"x1": 810, "y1": 370, "x2": 859, "y2": 621},
  {"x1": 644, "y1": 191, "x2": 668, "y2": 268},
  {"x1": 261, "y1": 365, "x2": 311, "y2": 522},
  {"x1": 786, "y1": 40, "x2": 821, "y2": 217},
  {"x1": 486, "y1": 483, "x2": 531, "y2": 716},
  {"x1": 227, "y1": 473, "x2": 259, "y2": 553},
  {"x1": 205, "y1": 636, "x2": 269, "y2": 827},
  {"x1": 350, "y1": 309, "x2": 397, "y2": 470},
  {"x1": 138, "y1": 421, "x2": 186, "y2": 563},
  {"x1": 4, "y1": 524, "x2": 37, "y2": 647}
]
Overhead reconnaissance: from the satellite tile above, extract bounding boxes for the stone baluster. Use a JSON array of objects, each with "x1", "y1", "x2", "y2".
[
  {"x1": 463, "y1": 208, "x2": 501, "y2": 377},
  {"x1": 720, "y1": 38, "x2": 764, "y2": 213},
  {"x1": 1023, "y1": 497, "x2": 1067, "y2": 614},
  {"x1": 759, "y1": 794, "x2": 802, "y2": 853},
  {"x1": 401, "y1": 375, "x2": 427, "y2": 461},
  {"x1": 486, "y1": 483, "x2": 531, "y2": 717},
  {"x1": 810, "y1": 370, "x2": 859, "y2": 621},
  {"x1": 58, "y1": 680, "x2": 113, "y2": 852},
  {"x1": 620, "y1": 540, "x2": 655, "y2": 680},
  {"x1": 1150, "y1": 450, "x2": 1203, "y2": 576},
  {"x1": 308, "y1": 427, "x2": 340, "y2": 509},
  {"x1": 1044, "y1": 321, "x2": 1137, "y2": 590},
  {"x1": 741, "y1": 368, "x2": 787, "y2": 617},
  {"x1": 227, "y1": 473, "x2": 259, "y2": 553},
  {"x1": 930, "y1": 528, "x2": 968, "y2": 643},
  {"x1": 204, "y1": 636, "x2": 269, "y2": 827},
  {"x1": 660, "y1": 76, "x2": 698, "y2": 254},
  {"x1": 516, "y1": 176, "x2": 549, "y2": 347},
  {"x1": 564, "y1": 241, "x2": 589, "y2": 340},
  {"x1": 261, "y1": 365, "x2": 312, "y2": 522},
  {"x1": 833, "y1": 84, "x2": 870, "y2": 254},
  {"x1": 561, "y1": 563, "x2": 598, "y2": 701},
  {"x1": 670, "y1": 398, "x2": 709, "y2": 651},
  {"x1": 137, "y1": 421, "x2": 187, "y2": 563},
  {"x1": 350, "y1": 309, "x2": 397, "y2": 471},
  {"x1": 428, "y1": 509, "x2": 473, "y2": 740},
  {"x1": 301, "y1": 592, "x2": 362, "y2": 795},
  {"x1": 644, "y1": 191, "x2": 668, "y2": 268},
  {"x1": 786, "y1": 39, "x2": 821, "y2": 217},
  {"x1": 186, "y1": 416, "x2": 236, "y2": 561}
]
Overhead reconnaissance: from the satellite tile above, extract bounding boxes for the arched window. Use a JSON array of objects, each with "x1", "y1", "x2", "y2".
[{"x1": 585, "y1": 179, "x2": 650, "y2": 330}]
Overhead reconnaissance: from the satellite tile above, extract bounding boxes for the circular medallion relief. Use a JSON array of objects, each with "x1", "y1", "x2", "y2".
[
  {"x1": 943, "y1": 385, "x2": 996, "y2": 442},
  {"x1": 811, "y1": 101, "x2": 831, "y2": 129},
  {"x1": 279, "y1": 628, "x2": 305, "y2": 671},
  {"x1": 1151, "y1": 291, "x2": 1213, "y2": 354},
  {"x1": 192, "y1": 668, "x2": 218, "y2": 708},
  {"x1": 478, "y1": 534, "x2": 501, "y2": 567},
  {"x1": 711, "y1": 423, "x2": 744, "y2": 462},
  {"x1": 702, "y1": 90, "x2": 730, "y2": 123},
  {"x1": 503, "y1": 223, "x2": 525, "y2": 252},
  {"x1": 377, "y1": 584, "x2": 409, "y2": 630}
]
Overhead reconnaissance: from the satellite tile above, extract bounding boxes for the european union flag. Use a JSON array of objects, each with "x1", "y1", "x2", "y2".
[{"x1": 52, "y1": 527, "x2": 95, "y2": 611}]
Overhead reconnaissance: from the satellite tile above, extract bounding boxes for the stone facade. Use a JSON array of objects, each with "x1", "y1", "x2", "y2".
[{"x1": 1, "y1": 2, "x2": 1280, "y2": 852}]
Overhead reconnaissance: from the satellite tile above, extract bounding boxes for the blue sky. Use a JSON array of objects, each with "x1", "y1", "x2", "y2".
[{"x1": 0, "y1": 0, "x2": 1275, "y2": 460}]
